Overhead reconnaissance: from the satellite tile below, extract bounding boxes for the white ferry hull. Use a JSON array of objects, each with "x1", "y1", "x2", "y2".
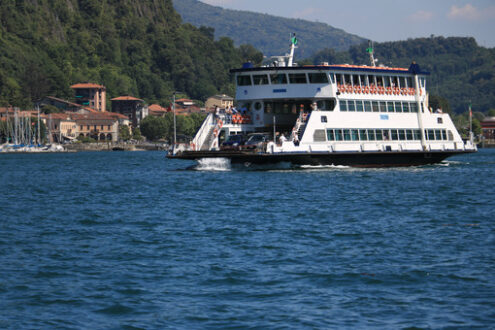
[{"x1": 168, "y1": 149, "x2": 473, "y2": 167}]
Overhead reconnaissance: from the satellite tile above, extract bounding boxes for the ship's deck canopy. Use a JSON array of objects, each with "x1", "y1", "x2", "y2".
[{"x1": 231, "y1": 62, "x2": 430, "y2": 75}]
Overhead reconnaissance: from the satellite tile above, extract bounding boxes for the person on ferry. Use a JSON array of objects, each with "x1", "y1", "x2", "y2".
[{"x1": 279, "y1": 133, "x2": 287, "y2": 145}]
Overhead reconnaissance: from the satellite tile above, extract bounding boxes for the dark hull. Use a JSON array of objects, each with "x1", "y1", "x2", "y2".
[{"x1": 167, "y1": 150, "x2": 475, "y2": 167}]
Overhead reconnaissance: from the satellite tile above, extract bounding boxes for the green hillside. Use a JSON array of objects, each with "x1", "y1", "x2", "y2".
[
  {"x1": 172, "y1": 0, "x2": 366, "y2": 58},
  {"x1": 311, "y1": 36, "x2": 495, "y2": 113},
  {"x1": 0, "y1": 0, "x2": 262, "y2": 108}
]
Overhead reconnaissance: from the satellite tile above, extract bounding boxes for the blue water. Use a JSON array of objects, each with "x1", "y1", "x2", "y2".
[{"x1": 1, "y1": 150, "x2": 494, "y2": 328}]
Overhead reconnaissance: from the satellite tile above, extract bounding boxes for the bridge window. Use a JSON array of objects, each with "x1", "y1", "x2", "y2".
[
  {"x1": 356, "y1": 100, "x2": 364, "y2": 112},
  {"x1": 253, "y1": 74, "x2": 269, "y2": 85},
  {"x1": 317, "y1": 98, "x2": 336, "y2": 111},
  {"x1": 364, "y1": 101, "x2": 372, "y2": 112},
  {"x1": 308, "y1": 73, "x2": 328, "y2": 83},
  {"x1": 237, "y1": 75, "x2": 252, "y2": 86},
  {"x1": 289, "y1": 73, "x2": 307, "y2": 84},
  {"x1": 270, "y1": 73, "x2": 287, "y2": 84}
]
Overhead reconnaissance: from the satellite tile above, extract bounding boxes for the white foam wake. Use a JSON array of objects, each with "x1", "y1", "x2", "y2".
[{"x1": 195, "y1": 158, "x2": 231, "y2": 171}]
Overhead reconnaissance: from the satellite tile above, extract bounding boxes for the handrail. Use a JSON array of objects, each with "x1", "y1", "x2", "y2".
[{"x1": 192, "y1": 113, "x2": 214, "y2": 150}]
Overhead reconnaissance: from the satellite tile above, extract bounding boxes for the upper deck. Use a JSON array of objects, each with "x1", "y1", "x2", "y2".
[{"x1": 231, "y1": 62, "x2": 430, "y2": 102}]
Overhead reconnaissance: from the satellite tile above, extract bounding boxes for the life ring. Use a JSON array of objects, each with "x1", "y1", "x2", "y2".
[
  {"x1": 190, "y1": 142, "x2": 196, "y2": 150},
  {"x1": 213, "y1": 128, "x2": 218, "y2": 137}
]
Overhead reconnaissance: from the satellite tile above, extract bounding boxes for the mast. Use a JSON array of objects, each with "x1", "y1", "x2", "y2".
[
  {"x1": 37, "y1": 104, "x2": 41, "y2": 145},
  {"x1": 287, "y1": 33, "x2": 297, "y2": 67},
  {"x1": 366, "y1": 40, "x2": 376, "y2": 67}
]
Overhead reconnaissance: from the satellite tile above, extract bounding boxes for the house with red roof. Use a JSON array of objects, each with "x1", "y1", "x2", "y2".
[{"x1": 111, "y1": 95, "x2": 148, "y2": 127}]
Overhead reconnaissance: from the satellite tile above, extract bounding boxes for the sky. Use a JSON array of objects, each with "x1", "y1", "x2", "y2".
[{"x1": 200, "y1": 0, "x2": 495, "y2": 48}]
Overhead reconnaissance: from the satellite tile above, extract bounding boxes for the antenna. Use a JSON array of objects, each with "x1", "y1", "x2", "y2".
[{"x1": 366, "y1": 40, "x2": 376, "y2": 67}]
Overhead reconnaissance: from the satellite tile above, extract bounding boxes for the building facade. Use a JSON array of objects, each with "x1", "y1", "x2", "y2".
[
  {"x1": 205, "y1": 94, "x2": 234, "y2": 111},
  {"x1": 71, "y1": 83, "x2": 107, "y2": 112}
]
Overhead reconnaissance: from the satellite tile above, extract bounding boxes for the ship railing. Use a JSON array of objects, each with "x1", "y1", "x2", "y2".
[{"x1": 192, "y1": 113, "x2": 215, "y2": 151}]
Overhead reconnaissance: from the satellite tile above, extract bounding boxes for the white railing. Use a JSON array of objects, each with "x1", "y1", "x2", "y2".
[{"x1": 192, "y1": 113, "x2": 215, "y2": 150}]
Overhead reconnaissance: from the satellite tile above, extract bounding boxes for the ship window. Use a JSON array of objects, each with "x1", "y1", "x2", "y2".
[
  {"x1": 336, "y1": 74, "x2": 343, "y2": 84},
  {"x1": 410, "y1": 103, "x2": 418, "y2": 113},
  {"x1": 435, "y1": 129, "x2": 442, "y2": 140},
  {"x1": 406, "y1": 77, "x2": 413, "y2": 88},
  {"x1": 391, "y1": 129, "x2": 399, "y2": 140},
  {"x1": 399, "y1": 77, "x2": 406, "y2": 88},
  {"x1": 351, "y1": 129, "x2": 359, "y2": 141},
  {"x1": 237, "y1": 75, "x2": 252, "y2": 86},
  {"x1": 360, "y1": 75, "x2": 368, "y2": 86},
  {"x1": 253, "y1": 74, "x2": 269, "y2": 85},
  {"x1": 364, "y1": 101, "x2": 372, "y2": 112},
  {"x1": 372, "y1": 101, "x2": 379, "y2": 112},
  {"x1": 382, "y1": 76, "x2": 390, "y2": 87},
  {"x1": 406, "y1": 129, "x2": 414, "y2": 140},
  {"x1": 448, "y1": 130, "x2": 454, "y2": 141},
  {"x1": 368, "y1": 129, "x2": 376, "y2": 141},
  {"x1": 340, "y1": 100, "x2": 348, "y2": 111},
  {"x1": 335, "y1": 129, "x2": 343, "y2": 141},
  {"x1": 327, "y1": 129, "x2": 335, "y2": 141},
  {"x1": 377, "y1": 76, "x2": 385, "y2": 87},
  {"x1": 379, "y1": 101, "x2": 386, "y2": 112},
  {"x1": 403, "y1": 102, "x2": 410, "y2": 113},
  {"x1": 441, "y1": 129, "x2": 447, "y2": 140},
  {"x1": 308, "y1": 73, "x2": 328, "y2": 83},
  {"x1": 344, "y1": 74, "x2": 351, "y2": 84},
  {"x1": 356, "y1": 100, "x2": 364, "y2": 112},
  {"x1": 313, "y1": 129, "x2": 326, "y2": 142},
  {"x1": 270, "y1": 73, "x2": 287, "y2": 84},
  {"x1": 317, "y1": 98, "x2": 336, "y2": 111},
  {"x1": 437, "y1": 117, "x2": 443, "y2": 124},
  {"x1": 399, "y1": 130, "x2": 406, "y2": 140},
  {"x1": 368, "y1": 75, "x2": 376, "y2": 86},
  {"x1": 375, "y1": 129, "x2": 383, "y2": 140},
  {"x1": 414, "y1": 129, "x2": 421, "y2": 140},
  {"x1": 289, "y1": 73, "x2": 307, "y2": 84},
  {"x1": 343, "y1": 129, "x2": 351, "y2": 141},
  {"x1": 348, "y1": 100, "x2": 356, "y2": 111},
  {"x1": 387, "y1": 101, "x2": 395, "y2": 113},
  {"x1": 352, "y1": 75, "x2": 359, "y2": 86},
  {"x1": 426, "y1": 129, "x2": 433, "y2": 140},
  {"x1": 395, "y1": 101, "x2": 403, "y2": 113},
  {"x1": 321, "y1": 116, "x2": 327, "y2": 123},
  {"x1": 383, "y1": 130, "x2": 390, "y2": 140},
  {"x1": 391, "y1": 76, "x2": 399, "y2": 87},
  {"x1": 359, "y1": 129, "x2": 367, "y2": 141}
]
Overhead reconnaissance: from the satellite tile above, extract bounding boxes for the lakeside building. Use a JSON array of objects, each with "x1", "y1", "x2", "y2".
[
  {"x1": 41, "y1": 111, "x2": 129, "y2": 143},
  {"x1": 481, "y1": 117, "x2": 495, "y2": 145},
  {"x1": 70, "y1": 83, "x2": 107, "y2": 112},
  {"x1": 148, "y1": 104, "x2": 169, "y2": 116},
  {"x1": 111, "y1": 95, "x2": 148, "y2": 127},
  {"x1": 205, "y1": 94, "x2": 233, "y2": 111},
  {"x1": 174, "y1": 98, "x2": 202, "y2": 114}
]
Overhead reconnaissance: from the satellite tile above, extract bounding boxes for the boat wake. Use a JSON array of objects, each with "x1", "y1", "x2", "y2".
[
  {"x1": 299, "y1": 164, "x2": 351, "y2": 170},
  {"x1": 193, "y1": 158, "x2": 231, "y2": 171}
]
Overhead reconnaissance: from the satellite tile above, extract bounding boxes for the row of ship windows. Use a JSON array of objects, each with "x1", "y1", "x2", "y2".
[
  {"x1": 321, "y1": 128, "x2": 452, "y2": 142},
  {"x1": 236, "y1": 72, "x2": 424, "y2": 88},
  {"x1": 335, "y1": 74, "x2": 425, "y2": 89},
  {"x1": 341, "y1": 100, "x2": 421, "y2": 113},
  {"x1": 237, "y1": 72, "x2": 329, "y2": 86}
]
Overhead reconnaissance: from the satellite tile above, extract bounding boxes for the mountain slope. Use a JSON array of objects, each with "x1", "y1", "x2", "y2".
[
  {"x1": 173, "y1": 0, "x2": 366, "y2": 58},
  {"x1": 0, "y1": 0, "x2": 259, "y2": 107}
]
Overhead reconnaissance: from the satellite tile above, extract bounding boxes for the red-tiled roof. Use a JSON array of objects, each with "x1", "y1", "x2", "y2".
[
  {"x1": 149, "y1": 104, "x2": 167, "y2": 112},
  {"x1": 111, "y1": 96, "x2": 144, "y2": 102},
  {"x1": 70, "y1": 83, "x2": 106, "y2": 89}
]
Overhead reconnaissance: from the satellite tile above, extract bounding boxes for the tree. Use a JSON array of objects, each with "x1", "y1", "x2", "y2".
[
  {"x1": 119, "y1": 125, "x2": 131, "y2": 141},
  {"x1": 132, "y1": 127, "x2": 142, "y2": 141}
]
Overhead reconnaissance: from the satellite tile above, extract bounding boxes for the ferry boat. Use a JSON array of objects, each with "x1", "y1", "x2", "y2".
[{"x1": 168, "y1": 35, "x2": 476, "y2": 167}]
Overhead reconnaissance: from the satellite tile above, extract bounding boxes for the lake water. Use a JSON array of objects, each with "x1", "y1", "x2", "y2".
[{"x1": 1, "y1": 150, "x2": 494, "y2": 328}]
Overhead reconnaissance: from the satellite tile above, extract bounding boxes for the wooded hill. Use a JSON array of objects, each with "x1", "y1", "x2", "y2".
[
  {"x1": 310, "y1": 36, "x2": 495, "y2": 113},
  {"x1": 172, "y1": 0, "x2": 366, "y2": 58},
  {"x1": 0, "y1": 0, "x2": 262, "y2": 108}
]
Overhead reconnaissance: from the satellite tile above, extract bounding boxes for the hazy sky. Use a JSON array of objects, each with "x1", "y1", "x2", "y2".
[{"x1": 201, "y1": 0, "x2": 495, "y2": 48}]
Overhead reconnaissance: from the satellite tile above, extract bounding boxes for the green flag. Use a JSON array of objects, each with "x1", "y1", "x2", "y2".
[
  {"x1": 291, "y1": 36, "x2": 298, "y2": 45},
  {"x1": 366, "y1": 47, "x2": 373, "y2": 53}
]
